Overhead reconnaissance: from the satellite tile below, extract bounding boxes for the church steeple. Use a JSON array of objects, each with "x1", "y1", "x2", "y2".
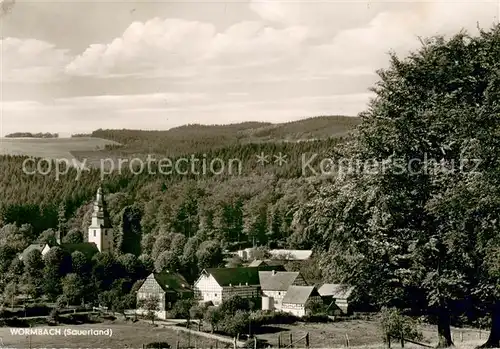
[
  {"x1": 88, "y1": 186, "x2": 113, "y2": 252},
  {"x1": 92, "y1": 186, "x2": 111, "y2": 228}
]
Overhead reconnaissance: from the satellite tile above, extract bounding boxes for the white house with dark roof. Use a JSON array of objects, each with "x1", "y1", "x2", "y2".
[
  {"x1": 194, "y1": 266, "x2": 285, "y2": 305},
  {"x1": 269, "y1": 249, "x2": 312, "y2": 261},
  {"x1": 136, "y1": 271, "x2": 193, "y2": 319},
  {"x1": 259, "y1": 270, "x2": 307, "y2": 311},
  {"x1": 18, "y1": 243, "x2": 52, "y2": 260},
  {"x1": 236, "y1": 248, "x2": 312, "y2": 262},
  {"x1": 281, "y1": 285, "x2": 322, "y2": 317},
  {"x1": 318, "y1": 284, "x2": 355, "y2": 314}
]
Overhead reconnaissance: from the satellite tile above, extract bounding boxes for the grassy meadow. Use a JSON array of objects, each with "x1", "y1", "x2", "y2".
[
  {"x1": 0, "y1": 319, "x2": 490, "y2": 349},
  {"x1": 0, "y1": 137, "x2": 119, "y2": 162}
]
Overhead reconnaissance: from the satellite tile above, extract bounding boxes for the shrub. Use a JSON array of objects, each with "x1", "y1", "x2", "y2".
[
  {"x1": 204, "y1": 306, "x2": 223, "y2": 333},
  {"x1": 25, "y1": 303, "x2": 50, "y2": 317},
  {"x1": 305, "y1": 298, "x2": 326, "y2": 315},
  {"x1": 48, "y1": 308, "x2": 60, "y2": 325},
  {"x1": 168, "y1": 299, "x2": 194, "y2": 319},
  {"x1": 145, "y1": 342, "x2": 170, "y2": 349},
  {"x1": 220, "y1": 310, "x2": 250, "y2": 337},
  {"x1": 249, "y1": 310, "x2": 298, "y2": 326},
  {"x1": 380, "y1": 307, "x2": 423, "y2": 343},
  {"x1": 219, "y1": 295, "x2": 252, "y2": 316},
  {"x1": 302, "y1": 314, "x2": 331, "y2": 323}
]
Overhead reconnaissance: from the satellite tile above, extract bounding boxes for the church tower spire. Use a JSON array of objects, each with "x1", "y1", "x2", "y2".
[{"x1": 88, "y1": 186, "x2": 113, "y2": 252}]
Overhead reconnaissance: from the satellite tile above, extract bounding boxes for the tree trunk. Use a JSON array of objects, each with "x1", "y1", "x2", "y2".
[
  {"x1": 436, "y1": 309, "x2": 454, "y2": 348},
  {"x1": 478, "y1": 304, "x2": 500, "y2": 348}
]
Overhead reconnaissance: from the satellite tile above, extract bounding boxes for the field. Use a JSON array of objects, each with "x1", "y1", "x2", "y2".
[
  {"x1": 0, "y1": 321, "x2": 223, "y2": 349},
  {"x1": 0, "y1": 137, "x2": 119, "y2": 161},
  {"x1": 0, "y1": 319, "x2": 489, "y2": 349},
  {"x1": 255, "y1": 320, "x2": 486, "y2": 348}
]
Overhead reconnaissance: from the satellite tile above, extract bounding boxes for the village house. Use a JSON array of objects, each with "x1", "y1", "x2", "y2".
[
  {"x1": 18, "y1": 243, "x2": 52, "y2": 260},
  {"x1": 136, "y1": 271, "x2": 193, "y2": 320},
  {"x1": 259, "y1": 270, "x2": 308, "y2": 311},
  {"x1": 194, "y1": 266, "x2": 285, "y2": 305},
  {"x1": 318, "y1": 284, "x2": 355, "y2": 315},
  {"x1": 248, "y1": 259, "x2": 285, "y2": 268},
  {"x1": 236, "y1": 248, "x2": 312, "y2": 262},
  {"x1": 268, "y1": 249, "x2": 312, "y2": 261},
  {"x1": 18, "y1": 239, "x2": 99, "y2": 261},
  {"x1": 281, "y1": 285, "x2": 323, "y2": 318}
]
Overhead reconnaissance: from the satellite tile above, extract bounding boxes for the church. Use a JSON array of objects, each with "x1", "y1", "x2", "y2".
[
  {"x1": 19, "y1": 186, "x2": 113, "y2": 261},
  {"x1": 86, "y1": 186, "x2": 113, "y2": 253}
]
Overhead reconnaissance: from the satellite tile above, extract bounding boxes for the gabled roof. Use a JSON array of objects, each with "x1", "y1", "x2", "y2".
[
  {"x1": 60, "y1": 242, "x2": 99, "y2": 259},
  {"x1": 318, "y1": 284, "x2": 354, "y2": 299},
  {"x1": 282, "y1": 286, "x2": 320, "y2": 305},
  {"x1": 204, "y1": 265, "x2": 285, "y2": 287},
  {"x1": 259, "y1": 271, "x2": 302, "y2": 291},
  {"x1": 151, "y1": 271, "x2": 192, "y2": 293},
  {"x1": 19, "y1": 244, "x2": 48, "y2": 260},
  {"x1": 269, "y1": 249, "x2": 312, "y2": 260},
  {"x1": 249, "y1": 259, "x2": 284, "y2": 267},
  {"x1": 248, "y1": 260, "x2": 265, "y2": 267}
]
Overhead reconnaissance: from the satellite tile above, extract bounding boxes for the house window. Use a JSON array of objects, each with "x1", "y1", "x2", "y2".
[
  {"x1": 93, "y1": 230, "x2": 96, "y2": 237},
  {"x1": 214, "y1": 293, "x2": 217, "y2": 297},
  {"x1": 104, "y1": 231, "x2": 107, "y2": 236},
  {"x1": 278, "y1": 292, "x2": 281, "y2": 296}
]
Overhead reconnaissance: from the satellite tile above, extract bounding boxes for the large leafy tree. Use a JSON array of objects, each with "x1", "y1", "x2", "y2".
[{"x1": 315, "y1": 26, "x2": 500, "y2": 348}]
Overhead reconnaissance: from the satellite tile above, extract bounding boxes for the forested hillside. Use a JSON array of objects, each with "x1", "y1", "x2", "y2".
[
  {"x1": 0, "y1": 122, "x2": 337, "y2": 314},
  {"x1": 0, "y1": 117, "x2": 350, "y2": 300},
  {"x1": 82, "y1": 115, "x2": 359, "y2": 158}
]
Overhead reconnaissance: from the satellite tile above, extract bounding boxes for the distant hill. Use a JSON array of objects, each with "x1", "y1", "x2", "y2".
[
  {"x1": 0, "y1": 116, "x2": 360, "y2": 168},
  {"x1": 88, "y1": 115, "x2": 360, "y2": 158},
  {"x1": 5, "y1": 132, "x2": 59, "y2": 138}
]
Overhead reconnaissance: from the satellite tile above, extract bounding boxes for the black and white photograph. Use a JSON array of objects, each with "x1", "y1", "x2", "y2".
[{"x1": 1, "y1": 0, "x2": 500, "y2": 348}]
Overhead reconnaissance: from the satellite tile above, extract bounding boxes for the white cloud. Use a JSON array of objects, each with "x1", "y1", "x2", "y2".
[
  {"x1": 298, "y1": 1, "x2": 499, "y2": 76},
  {"x1": 249, "y1": 0, "x2": 384, "y2": 37},
  {"x1": 3, "y1": 1, "x2": 500, "y2": 134},
  {"x1": 65, "y1": 18, "x2": 309, "y2": 79},
  {"x1": 64, "y1": 1, "x2": 499, "y2": 83},
  {"x1": 1, "y1": 38, "x2": 72, "y2": 83},
  {"x1": 54, "y1": 93, "x2": 208, "y2": 109}
]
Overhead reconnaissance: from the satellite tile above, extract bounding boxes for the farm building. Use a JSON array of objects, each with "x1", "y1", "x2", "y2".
[
  {"x1": 19, "y1": 241, "x2": 99, "y2": 261},
  {"x1": 236, "y1": 248, "x2": 254, "y2": 261},
  {"x1": 236, "y1": 248, "x2": 312, "y2": 261},
  {"x1": 259, "y1": 271, "x2": 308, "y2": 311},
  {"x1": 18, "y1": 243, "x2": 52, "y2": 260},
  {"x1": 318, "y1": 284, "x2": 355, "y2": 314},
  {"x1": 281, "y1": 285, "x2": 323, "y2": 317},
  {"x1": 136, "y1": 271, "x2": 193, "y2": 320},
  {"x1": 269, "y1": 249, "x2": 312, "y2": 261},
  {"x1": 194, "y1": 266, "x2": 285, "y2": 305},
  {"x1": 248, "y1": 259, "x2": 285, "y2": 267}
]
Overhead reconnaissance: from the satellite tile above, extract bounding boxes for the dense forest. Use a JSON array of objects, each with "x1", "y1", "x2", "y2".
[{"x1": 3, "y1": 26, "x2": 500, "y2": 348}]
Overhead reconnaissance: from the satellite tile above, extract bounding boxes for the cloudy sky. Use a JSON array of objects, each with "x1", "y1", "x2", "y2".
[{"x1": 0, "y1": 0, "x2": 498, "y2": 136}]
